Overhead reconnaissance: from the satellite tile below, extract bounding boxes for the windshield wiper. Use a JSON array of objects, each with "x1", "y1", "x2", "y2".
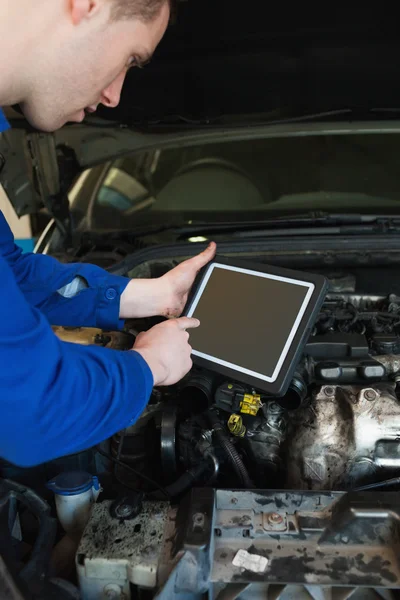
[
  {"x1": 132, "y1": 107, "x2": 400, "y2": 129},
  {"x1": 172, "y1": 213, "x2": 400, "y2": 238},
  {"x1": 78, "y1": 214, "x2": 400, "y2": 245}
]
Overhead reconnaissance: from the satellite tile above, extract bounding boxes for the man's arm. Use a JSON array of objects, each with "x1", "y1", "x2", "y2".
[
  {"x1": 0, "y1": 248, "x2": 154, "y2": 467},
  {"x1": 0, "y1": 211, "x2": 129, "y2": 330}
]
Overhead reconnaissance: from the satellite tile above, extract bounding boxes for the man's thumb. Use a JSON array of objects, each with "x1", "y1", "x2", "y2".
[
  {"x1": 193, "y1": 241, "x2": 217, "y2": 269},
  {"x1": 176, "y1": 317, "x2": 200, "y2": 330}
]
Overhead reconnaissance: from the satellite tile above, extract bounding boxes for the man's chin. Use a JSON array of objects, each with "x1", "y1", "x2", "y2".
[{"x1": 20, "y1": 104, "x2": 82, "y2": 132}]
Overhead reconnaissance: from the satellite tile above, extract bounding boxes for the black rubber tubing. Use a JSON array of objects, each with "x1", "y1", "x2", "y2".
[
  {"x1": 208, "y1": 411, "x2": 254, "y2": 488},
  {"x1": 149, "y1": 462, "x2": 208, "y2": 500}
]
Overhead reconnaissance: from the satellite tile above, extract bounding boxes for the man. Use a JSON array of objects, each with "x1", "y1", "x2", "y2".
[{"x1": 0, "y1": 0, "x2": 216, "y2": 467}]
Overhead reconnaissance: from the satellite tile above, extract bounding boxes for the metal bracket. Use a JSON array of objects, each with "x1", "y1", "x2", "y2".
[
  {"x1": 0, "y1": 128, "x2": 76, "y2": 244},
  {"x1": 26, "y1": 132, "x2": 72, "y2": 240}
]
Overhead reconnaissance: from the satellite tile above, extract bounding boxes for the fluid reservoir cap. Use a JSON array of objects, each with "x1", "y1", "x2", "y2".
[
  {"x1": 371, "y1": 334, "x2": 400, "y2": 355},
  {"x1": 46, "y1": 471, "x2": 99, "y2": 496}
]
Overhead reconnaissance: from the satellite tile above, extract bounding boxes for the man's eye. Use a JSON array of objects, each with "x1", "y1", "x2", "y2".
[
  {"x1": 127, "y1": 56, "x2": 151, "y2": 71},
  {"x1": 127, "y1": 57, "x2": 138, "y2": 70}
]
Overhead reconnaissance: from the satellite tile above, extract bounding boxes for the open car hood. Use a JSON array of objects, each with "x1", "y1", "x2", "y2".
[
  {"x1": 96, "y1": 3, "x2": 400, "y2": 126},
  {"x1": 2, "y1": 3, "x2": 400, "y2": 227}
]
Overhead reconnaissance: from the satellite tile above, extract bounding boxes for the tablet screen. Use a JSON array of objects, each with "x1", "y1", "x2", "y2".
[{"x1": 187, "y1": 263, "x2": 315, "y2": 384}]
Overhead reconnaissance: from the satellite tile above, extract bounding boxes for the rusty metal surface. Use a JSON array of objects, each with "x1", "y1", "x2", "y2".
[
  {"x1": 286, "y1": 383, "x2": 400, "y2": 490},
  {"x1": 212, "y1": 490, "x2": 400, "y2": 588},
  {"x1": 52, "y1": 325, "x2": 133, "y2": 350},
  {"x1": 214, "y1": 583, "x2": 398, "y2": 599},
  {"x1": 77, "y1": 489, "x2": 400, "y2": 598}
]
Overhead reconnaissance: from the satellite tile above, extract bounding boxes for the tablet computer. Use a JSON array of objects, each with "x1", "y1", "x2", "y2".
[{"x1": 185, "y1": 256, "x2": 328, "y2": 396}]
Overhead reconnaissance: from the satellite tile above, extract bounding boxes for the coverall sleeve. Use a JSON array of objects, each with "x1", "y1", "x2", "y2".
[
  {"x1": 0, "y1": 211, "x2": 130, "y2": 330},
  {"x1": 0, "y1": 247, "x2": 154, "y2": 467}
]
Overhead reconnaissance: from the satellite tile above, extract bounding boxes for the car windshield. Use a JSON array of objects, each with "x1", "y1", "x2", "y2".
[{"x1": 70, "y1": 132, "x2": 400, "y2": 231}]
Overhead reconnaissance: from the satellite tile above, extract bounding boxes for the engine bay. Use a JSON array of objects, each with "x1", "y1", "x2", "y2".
[
  {"x1": 91, "y1": 286, "x2": 400, "y2": 497},
  {"x1": 5, "y1": 258, "x2": 400, "y2": 598},
  {"x1": 45, "y1": 262, "x2": 400, "y2": 499}
]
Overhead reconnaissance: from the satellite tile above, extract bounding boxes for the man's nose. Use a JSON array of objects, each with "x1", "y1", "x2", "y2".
[{"x1": 100, "y1": 71, "x2": 126, "y2": 108}]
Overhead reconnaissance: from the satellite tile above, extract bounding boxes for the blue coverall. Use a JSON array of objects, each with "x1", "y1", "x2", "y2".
[{"x1": 0, "y1": 109, "x2": 153, "y2": 467}]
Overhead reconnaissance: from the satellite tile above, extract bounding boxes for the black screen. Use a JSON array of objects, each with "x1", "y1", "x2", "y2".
[{"x1": 189, "y1": 265, "x2": 312, "y2": 380}]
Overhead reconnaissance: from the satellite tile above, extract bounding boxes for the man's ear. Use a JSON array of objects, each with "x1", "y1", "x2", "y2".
[{"x1": 70, "y1": 0, "x2": 101, "y2": 25}]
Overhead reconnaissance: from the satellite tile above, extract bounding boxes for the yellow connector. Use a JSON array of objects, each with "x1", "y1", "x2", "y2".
[
  {"x1": 239, "y1": 393, "x2": 262, "y2": 416},
  {"x1": 228, "y1": 414, "x2": 246, "y2": 437}
]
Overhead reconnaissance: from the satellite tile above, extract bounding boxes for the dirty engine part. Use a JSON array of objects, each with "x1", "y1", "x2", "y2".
[{"x1": 76, "y1": 488, "x2": 400, "y2": 599}]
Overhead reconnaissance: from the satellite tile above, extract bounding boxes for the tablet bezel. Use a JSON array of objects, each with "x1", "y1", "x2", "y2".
[{"x1": 184, "y1": 256, "x2": 328, "y2": 396}]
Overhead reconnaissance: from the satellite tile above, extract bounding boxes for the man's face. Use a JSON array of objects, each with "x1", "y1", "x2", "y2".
[{"x1": 20, "y1": 1, "x2": 170, "y2": 132}]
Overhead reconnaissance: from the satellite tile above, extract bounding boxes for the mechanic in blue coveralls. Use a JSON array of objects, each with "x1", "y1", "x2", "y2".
[{"x1": 0, "y1": 0, "x2": 216, "y2": 467}]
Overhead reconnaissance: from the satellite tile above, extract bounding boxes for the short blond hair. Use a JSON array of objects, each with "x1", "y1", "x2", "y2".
[{"x1": 111, "y1": 0, "x2": 172, "y2": 22}]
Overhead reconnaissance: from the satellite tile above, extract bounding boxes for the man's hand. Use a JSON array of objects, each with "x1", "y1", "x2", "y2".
[
  {"x1": 133, "y1": 317, "x2": 199, "y2": 386},
  {"x1": 120, "y1": 242, "x2": 217, "y2": 319},
  {"x1": 158, "y1": 241, "x2": 217, "y2": 318}
]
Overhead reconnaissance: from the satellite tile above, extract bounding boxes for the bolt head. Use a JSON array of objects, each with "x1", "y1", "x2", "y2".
[
  {"x1": 103, "y1": 584, "x2": 122, "y2": 599},
  {"x1": 268, "y1": 512, "x2": 283, "y2": 524},
  {"x1": 364, "y1": 389, "x2": 377, "y2": 401},
  {"x1": 193, "y1": 512, "x2": 204, "y2": 524},
  {"x1": 341, "y1": 535, "x2": 349, "y2": 544},
  {"x1": 324, "y1": 387, "x2": 335, "y2": 397}
]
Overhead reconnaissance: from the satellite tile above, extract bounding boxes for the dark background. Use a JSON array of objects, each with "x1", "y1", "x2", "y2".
[{"x1": 97, "y1": 3, "x2": 400, "y2": 125}]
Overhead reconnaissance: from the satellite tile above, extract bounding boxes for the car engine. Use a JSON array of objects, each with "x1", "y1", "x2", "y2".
[
  {"x1": 5, "y1": 272, "x2": 400, "y2": 599},
  {"x1": 92, "y1": 289, "x2": 400, "y2": 498}
]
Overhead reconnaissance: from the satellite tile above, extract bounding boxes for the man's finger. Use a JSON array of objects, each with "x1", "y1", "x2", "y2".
[
  {"x1": 176, "y1": 317, "x2": 200, "y2": 330},
  {"x1": 188, "y1": 242, "x2": 217, "y2": 271}
]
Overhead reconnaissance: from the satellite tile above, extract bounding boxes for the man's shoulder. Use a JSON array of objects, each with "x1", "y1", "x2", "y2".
[{"x1": 0, "y1": 109, "x2": 10, "y2": 133}]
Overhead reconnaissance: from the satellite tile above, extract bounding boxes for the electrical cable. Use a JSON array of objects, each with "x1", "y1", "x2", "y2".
[{"x1": 208, "y1": 411, "x2": 254, "y2": 488}]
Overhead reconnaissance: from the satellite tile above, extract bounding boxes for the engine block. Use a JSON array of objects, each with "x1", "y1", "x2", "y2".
[{"x1": 286, "y1": 383, "x2": 400, "y2": 490}]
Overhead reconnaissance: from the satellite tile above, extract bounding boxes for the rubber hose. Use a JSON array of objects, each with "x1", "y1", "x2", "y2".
[
  {"x1": 208, "y1": 412, "x2": 254, "y2": 488},
  {"x1": 149, "y1": 462, "x2": 208, "y2": 500}
]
